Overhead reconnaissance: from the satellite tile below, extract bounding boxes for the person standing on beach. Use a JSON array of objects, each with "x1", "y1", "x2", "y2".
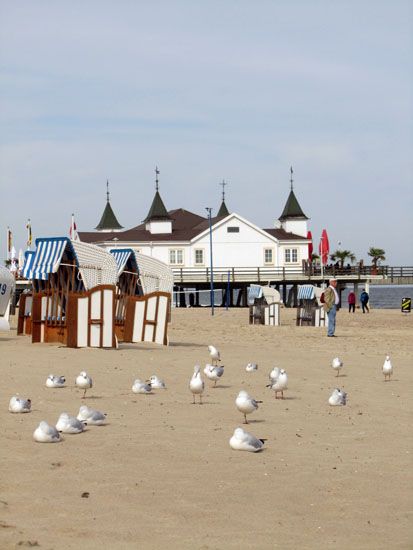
[
  {"x1": 360, "y1": 289, "x2": 370, "y2": 313},
  {"x1": 323, "y1": 278, "x2": 339, "y2": 337},
  {"x1": 348, "y1": 291, "x2": 356, "y2": 313}
]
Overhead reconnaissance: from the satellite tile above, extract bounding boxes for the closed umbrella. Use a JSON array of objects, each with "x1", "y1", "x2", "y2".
[
  {"x1": 319, "y1": 229, "x2": 329, "y2": 265},
  {"x1": 307, "y1": 231, "x2": 313, "y2": 260}
]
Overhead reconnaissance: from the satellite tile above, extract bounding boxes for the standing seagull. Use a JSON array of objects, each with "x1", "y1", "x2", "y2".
[
  {"x1": 229, "y1": 427, "x2": 265, "y2": 452},
  {"x1": 267, "y1": 369, "x2": 288, "y2": 399},
  {"x1": 208, "y1": 345, "x2": 221, "y2": 366},
  {"x1": 189, "y1": 365, "x2": 204, "y2": 404},
  {"x1": 46, "y1": 375, "x2": 66, "y2": 388},
  {"x1": 235, "y1": 390, "x2": 262, "y2": 424},
  {"x1": 76, "y1": 371, "x2": 93, "y2": 398},
  {"x1": 9, "y1": 396, "x2": 31, "y2": 413},
  {"x1": 332, "y1": 357, "x2": 343, "y2": 377},
  {"x1": 328, "y1": 388, "x2": 347, "y2": 406},
  {"x1": 33, "y1": 421, "x2": 61, "y2": 443},
  {"x1": 383, "y1": 355, "x2": 393, "y2": 381},
  {"x1": 204, "y1": 364, "x2": 224, "y2": 387}
]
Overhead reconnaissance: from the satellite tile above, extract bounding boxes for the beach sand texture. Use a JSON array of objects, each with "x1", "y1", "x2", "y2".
[{"x1": 1, "y1": 308, "x2": 412, "y2": 550}]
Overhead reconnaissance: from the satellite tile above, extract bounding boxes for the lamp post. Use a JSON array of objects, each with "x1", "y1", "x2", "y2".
[
  {"x1": 206, "y1": 207, "x2": 214, "y2": 316},
  {"x1": 320, "y1": 236, "x2": 324, "y2": 285}
]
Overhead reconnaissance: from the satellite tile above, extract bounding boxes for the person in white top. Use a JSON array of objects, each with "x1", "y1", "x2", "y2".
[{"x1": 323, "y1": 278, "x2": 339, "y2": 337}]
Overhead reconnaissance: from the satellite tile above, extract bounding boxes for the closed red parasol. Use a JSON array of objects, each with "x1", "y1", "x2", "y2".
[
  {"x1": 307, "y1": 230, "x2": 313, "y2": 260},
  {"x1": 319, "y1": 229, "x2": 329, "y2": 265}
]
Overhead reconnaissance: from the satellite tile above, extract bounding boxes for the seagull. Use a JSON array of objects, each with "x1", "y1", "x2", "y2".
[
  {"x1": 189, "y1": 365, "x2": 204, "y2": 404},
  {"x1": 246, "y1": 363, "x2": 258, "y2": 372},
  {"x1": 56, "y1": 412, "x2": 86, "y2": 434},
  {"x1": 147, "y1": 375, "x2": 166, "y2": 389},
  {"x1": 203, "y1": 364, "x2": 224, "y2": 387},
  {"x1": 76, "y1": 371, "x2": 93, "y2": 398},
  {"x1": 383, "y1": 355, "x2": 393, "y2": 381},
  {"x1": 332, "y1": 357, "x2": 343, "y2": 377},
  {"x1": 77, "y1": 405, "x2": 107, "y2": 425},
  {"x1": 33, "y1": 421, "x2": 61, "y2": 443},
  {"x1": 235, "y1": 390, "x2": 262, "y2": 424},
  {"x1": 46, "y1": 375, "x2": 66, "y2": 388},
  {"x1": 132, "y1": 379, "x2": 152, "y2": 394},
  {"x1": 208, "y1": 345, "x2": 221, "y2": 366},
  {"x1": 229, "y1": 427, "x2": 265, "y2": 452},
  {"x1": 267, "y1": 369, "x2": 288, "y2": 399},
  {"x1": 328, "y1": 388, "x2": 347, "y2": 406},
  {"x1": 269, "y1": 367, "x2": 280, "y2": 383},
  {"x1": 9, "y1": 396, "x2": 31, "y2": 413}
]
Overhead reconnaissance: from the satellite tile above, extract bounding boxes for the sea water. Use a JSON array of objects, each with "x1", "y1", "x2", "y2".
[{"x1": 174, "y1": 285, "x2": 413, "y2": 309}]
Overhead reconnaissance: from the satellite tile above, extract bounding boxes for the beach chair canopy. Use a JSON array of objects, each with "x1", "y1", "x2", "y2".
[
  {"x1": 23, "y1": 237, "x2": 117, "y2": 290},
  {"x1": 297, "y1": 285, "x2": 316, "y2": 300},
  {"x1": 248, "y1": 284, "x2": 263, "y2": 303},
  {"x1": 109, "y1": 248, "x2": 173, "y2": 295}
]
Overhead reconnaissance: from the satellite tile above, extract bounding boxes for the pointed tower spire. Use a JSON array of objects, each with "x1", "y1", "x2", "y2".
[
  {"x1": 95, "y1": 180, "x2": 124, "y2": 231},
  {"x1": 290, "y1": 166, "x2": 294, "y2": 191},
  {"x1": 217, "y1": 179, "x2": 230, "y2": 218},
  {"x1": 144, "y1": 167, "x2": 172, "y2": 234},
  {"x1": 278, "y1": 168, "x2": 309, "y2": 237}
]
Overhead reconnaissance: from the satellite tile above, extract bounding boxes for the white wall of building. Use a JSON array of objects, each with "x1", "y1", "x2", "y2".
[{"x1": 281, "y1": 219, "x2": 308, "y2": 237}]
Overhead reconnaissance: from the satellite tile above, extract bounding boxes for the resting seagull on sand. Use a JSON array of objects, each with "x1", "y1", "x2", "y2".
[
  {"x1": 46, "y1": 375, "x2": 66, "y2": 388},
  {"x1": 56, "y1": 412, "x2": 86, "y2": 434},
  {"x1": 77, "y1": 405, "x2": 107, "y2": 425},
  {"x1": 229, "y1": 427, "x2": 265, "y2": 452},
  {"x1": 246, "y1": 363, "x2": 258, "y2": 372},
  {"x1": 328, "y1": 388, "x2": 347, "y2": 406},
  {"x1": 33, "y1": 421, "x2": 61, "y2": 443},
  {"x1": 189, "y1": 365, "x2": 204, "y2": 404},
  {"x1": 132, "y1": 379, "x2": 152, "y2": 394},
  {"x1": 235, "y1": 390, "x2": 262, "y2": 424},
  {"x1": 9, "y1": 396, "x2": 31, "y2": 413},
  {"x1": 148, "y1": 375, "x2": 166, "y2": 389},
  {"x1": 76, "y1": 371, "x2": 93, "y2": 398}
]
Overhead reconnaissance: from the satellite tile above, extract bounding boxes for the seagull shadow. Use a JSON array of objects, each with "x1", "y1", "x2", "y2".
[
  {"x1": 272, "y1": 396, "x2": 299, "y2": 401},
  {"x1": 246, "y1": 419, "x2": 265, "y2": 424},
  {"x1": 211, "y1": 385, "x2": 231, "y2": 389},
  {"x1": 83, "y1": 395, "x2": 103, "y2": 400},
  {"x1": 169, "y1": 342, "x2": 205, "y2": 348},
  {"x1": 335, "y1": 374, "x2": 348, "y2": 378}
]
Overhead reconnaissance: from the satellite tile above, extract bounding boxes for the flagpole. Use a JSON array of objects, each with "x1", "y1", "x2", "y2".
[
  {"x1": 71, "y1": 213, "x2": 74, "y2": 240},
  {"x1": 320, "y1": 236, "x2": 324, "y2": 283}
]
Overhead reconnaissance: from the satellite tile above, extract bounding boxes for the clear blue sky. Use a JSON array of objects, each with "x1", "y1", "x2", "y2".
[{"x1": 1, "y1": 1, "x2": 412, "y2": 264}]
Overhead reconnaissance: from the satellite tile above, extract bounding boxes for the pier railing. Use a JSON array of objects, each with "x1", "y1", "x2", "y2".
[{"x1": 172, "y1": 265, "x2": 413, "y2": 284}]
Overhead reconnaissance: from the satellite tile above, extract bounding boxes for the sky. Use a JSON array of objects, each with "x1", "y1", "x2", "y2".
[{"x1": 1, "y1": 0, "x2": 412, "y2": 264}]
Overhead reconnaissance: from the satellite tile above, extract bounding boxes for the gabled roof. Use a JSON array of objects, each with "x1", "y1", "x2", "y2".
[
  {"x1": 264, "y1": 227, "x2": 308, "y2": 241},
  {"x1": 95, "y1": 201, "x2": 124, "y2": 231},
  {"x1": 279, "y1": 190, "x2": 308, "y2": 221},
  {"x1": 144, "y1": 191, "x2": 171, "y2": 222},
  {"x1": 217, "y1": 200, "x2": 230, "y2": 218}
]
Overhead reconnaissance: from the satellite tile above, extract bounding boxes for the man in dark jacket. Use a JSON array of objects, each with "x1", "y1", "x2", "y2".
[{"x1": 360, "y1": 289, "x2": 369, "y2": 313}]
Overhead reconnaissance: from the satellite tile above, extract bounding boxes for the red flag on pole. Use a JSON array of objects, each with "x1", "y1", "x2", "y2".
[{"x1": 319, "y1": 229, "x2": 329, "y2": 265}]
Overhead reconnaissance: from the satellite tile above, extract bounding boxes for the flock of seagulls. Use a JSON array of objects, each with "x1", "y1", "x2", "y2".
[{"x1": 8, "y1": 348, "x2": 395, "y2": 451}]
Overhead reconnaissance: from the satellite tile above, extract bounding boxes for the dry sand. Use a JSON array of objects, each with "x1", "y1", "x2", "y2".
[{"x1": 1, "y1": 307, "x2": 412, "y2": 550}]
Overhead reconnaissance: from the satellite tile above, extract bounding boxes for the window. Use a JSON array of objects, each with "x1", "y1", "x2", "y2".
[
  {"x1": 284, "y1": 248, "x2": 298, "y2": 263},
  {"x1": 227, "y1": 226, "x2": 239, "y2": 233},
  {"x1": 264, "y1": 248, "x2": 274, "y2": 264},
  {"x1": 169, "y1": 249, "x2": 184, "y2": 265},
  {"x1": 194, "y1": 249, "x2": 204, "y2": 265}
]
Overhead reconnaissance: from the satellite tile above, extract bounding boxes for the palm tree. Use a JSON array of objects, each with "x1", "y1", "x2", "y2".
[
  {"x1": 368, "y1": 247, "x2": 386, "y2": 267},
  {"x1": 330, "y1": 249, "x2": 356, "y2": 268}
]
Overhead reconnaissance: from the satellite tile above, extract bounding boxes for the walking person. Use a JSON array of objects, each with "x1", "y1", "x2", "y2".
[
  {"x1": 323, "y1": 278, "x2": 340, "y2": 337},
  {"x1": 360, "y1": 288, "x2": 370, "y2": 313},
  {"x1": 348, "y1": 291, "x2": 356, "y2": 313}
]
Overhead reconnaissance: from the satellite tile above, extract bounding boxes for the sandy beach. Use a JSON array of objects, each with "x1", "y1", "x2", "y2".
[{"x1": 1, "y1": 307, "x2": 412, "y2": 550}]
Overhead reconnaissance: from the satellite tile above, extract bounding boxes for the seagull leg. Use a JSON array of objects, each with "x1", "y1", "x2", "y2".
[
  {"x1": 214, "y1": 380, "x2": 217, "y2": 387},
  {"x1": 192, "y1": 394, "x2": 195, "y2": 404},
  {"x1": 281, "y1": 390, "x2": 284, "y2": 399},
  {"x1": 83, "y1": 389, "x2": 86, "y2": 399},
  {"x1": 336, "y1": 371, "x2": 339, "y2": 377},
  {"x1": 243, "y1": 414, "x2": 248, "y2": 424},
  {"x1": 199, "y1": 394, "x2": 203, "y2": 405}
]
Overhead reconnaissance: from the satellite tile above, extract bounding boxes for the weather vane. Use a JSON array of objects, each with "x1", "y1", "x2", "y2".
[
  {"x1": 290, "y1": 167, "x2": 294, "y2": 191},
  {"x1": 220, "y1": 179, "x2": 228, "y2": 201},
  {"x1": 106, "y1": 180, "x2": 110, "y2": 202},
  {"x1": 155, "y1": 166, "x2": 160, "y2": 192}
]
